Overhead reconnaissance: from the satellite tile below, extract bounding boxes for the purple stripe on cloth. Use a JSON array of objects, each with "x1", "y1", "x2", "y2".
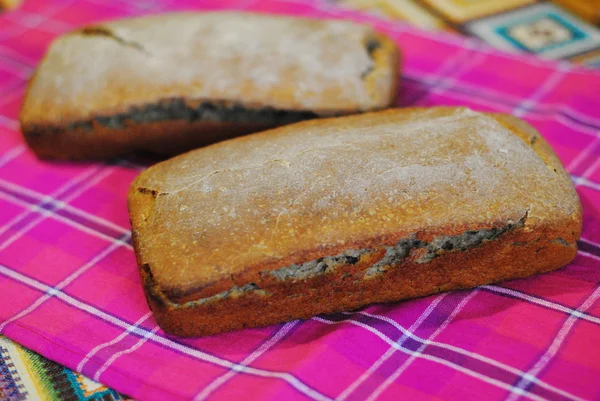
[
  {"x1": 508, "y1": 284, "x2": 600, "y2": 401},
  {"x1": 480, "y1": 286, "x2": 600, "y2": 325},
  {"x1": 403, "y1": 76, "x2": 600, "y2": 133},
  {"x1": 0, "y1": 263, "x2": 332, "y2": 401},
  {"x1": 319, "y1": 312, "x2": 529, "y2": 394},
  {"x1": 0, "y1": 185, "x2": 126, "y2": 241},
  {"x1": 578, "y1": 240, "x2": 600, "y2": 258}
]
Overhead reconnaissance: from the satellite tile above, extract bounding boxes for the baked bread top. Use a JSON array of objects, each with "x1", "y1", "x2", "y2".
[
  {"x1": 21, "y1": 12, "x2": 398, "y2": 127},
  {"x1": 128, "y1": 107, "x2": 581, "y2": 301}
]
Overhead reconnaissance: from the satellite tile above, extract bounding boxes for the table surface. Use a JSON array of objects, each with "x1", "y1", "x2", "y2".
[{"x1": 1, "y1": 1, "x2": 600, "y2": 401}]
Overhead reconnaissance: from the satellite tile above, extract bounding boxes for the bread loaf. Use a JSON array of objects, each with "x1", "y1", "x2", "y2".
[
  {"x1": 128, "y1": 107, "x2": 582, "y2": 337},
  {"x1": 20, "y1": 12, "x2": 399, "y2": 160}
]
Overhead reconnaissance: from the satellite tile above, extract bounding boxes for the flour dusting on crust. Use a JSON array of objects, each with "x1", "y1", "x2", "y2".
[{"x1": 25, "y1": 12, "x2": 389, "y2": 123}]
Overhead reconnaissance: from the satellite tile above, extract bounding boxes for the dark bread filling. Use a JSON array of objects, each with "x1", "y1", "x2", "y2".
[
  {"x1": 270, "y1": 249, "x2": 365, "y2": 281},
  {"x1": 80, "y1": 26, "x2": 149, "y2": 55},
  {"x1": 64, "y1": 99, "x2": 320, "y2": 132},
  {"x1": 276, "y1": 214, "x2": 527, "y2": 279},
  {"x1": 365, "y1": 217, "x2": 527, "y2": 275},
  {"x1": 24, "y1": 100, "x2": 320, "y2": 138},
  {"x1": 142, "y1": 262, "x2": 263, "y2": 308},
  {"x1": 145, "y1": 215, "x2": 529, "y2": 308}
]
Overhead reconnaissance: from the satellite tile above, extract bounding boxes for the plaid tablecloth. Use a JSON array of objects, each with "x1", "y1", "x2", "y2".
[{"x1": 1, "y1": 0, "x2": 600, "y2": 400}]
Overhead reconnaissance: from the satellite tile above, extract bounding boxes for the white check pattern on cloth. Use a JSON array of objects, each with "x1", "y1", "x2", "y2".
[
  {"x1": 0, "y1": 264, "x2": 335, "y2": 401},
  {"x1": 567, "y1": 138, "x2": 600, "y2": 172},
  {"x1": 0, "y1": 188, "x2": 132, "y2": 249},
  {"x1": 483, "y1": 285, "x2": 600, "y2": 326},
  {"x1": 512, "y1": 64, "x2": 570, "y2": 118},
  {"x1": 505, "y1": 285, "x2": 600, "y2": 401},
  {"x1": 0, "y1": 55, "x2": 31, "y2": 80},
  {"x1": 194, "y1": 321, "x2": 299, "y2": 401},
  {"x1": 77, "y1": 311, "x2": 153, "y2": 373},
  {"x1": 2, "y1": 9, "x2": 71, "y2": 34},
  {"x1": 0, "y1": 177, "x2": 131, "y2": 240},
  {"x1": 0, "y1": 0, "x2": 77, "y2": 41},
  {"x1": 402, "y1": 41, "x2": 475, "y2": 104},
  {"x1": 573, "y1": 157, "x2": 600, "y2": 188},
  {"x1": 336, "y1": 295, "x2": 447, "y2": 401},
  {"x1": 0, "y1": 46, "x2": 34, "y2": 91},
  {"x1": 94, "y1": 325, "x2": 162, "y2": 382},
  {"x1": 401, "y1": 73, "x2": 600, "y2": 139},
  {"x1": 0, "y1": 166, "x2": 106, "y2": 251},
  {"x1": 0, "y1": 232, "x2": 131, "y2": 333},
  {"x1": 353, "y1": 309, "x2": 587, "y2": 401},
  {"x1": 0, "y1": 145, "x2": 26, "y2": 169},
  {"x1": 420, "y1": 50, "x2": 488, "y2": 101},
  {"x1": 364, "y1": 292, "x2": 480, "y2": 401},
  {"x1": 314, "y1": 315, "x2": 545, "y2": 401},
  {"x1": 0, "y1": 115, "x2": 20, "y2": 130}
]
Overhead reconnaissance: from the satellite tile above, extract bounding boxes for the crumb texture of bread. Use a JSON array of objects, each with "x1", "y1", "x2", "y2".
[
  {"x1": 128, "y1": 107, "x2": 582, "y2": 336},
  {"x1": 21, "y1": 12, "x2": 398, "y2": 128}
]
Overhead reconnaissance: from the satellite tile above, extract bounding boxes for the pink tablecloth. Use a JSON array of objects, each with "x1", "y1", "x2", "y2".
[{"x1": 1, "y1": 0, "x2": 600, "y2": 400}]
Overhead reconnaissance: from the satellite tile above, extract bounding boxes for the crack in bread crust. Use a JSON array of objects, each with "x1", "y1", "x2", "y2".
[
  {"x1": 360, "y1": 38, "x2": 381, "y2": 78},
  {"x1": 79, "y1": 26, "x2": 151, "y2": 55}
]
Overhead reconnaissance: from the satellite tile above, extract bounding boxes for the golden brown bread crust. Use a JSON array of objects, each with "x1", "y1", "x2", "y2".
[
  {"x1": 22, "y1": 120, "x2": 276, "y2": 160},
  {"x1": 19, "y1": 12, "x2": 400, "y2": 160},
  {"x1": 128, "y1": 107, "x2": 582, "y2": 337},
  {"x1": 142, "y1": 228, "x2": 575, "y2": 337},
  {"x1": 0, "y1": 0, "x2": 22, "y2": 10}
]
